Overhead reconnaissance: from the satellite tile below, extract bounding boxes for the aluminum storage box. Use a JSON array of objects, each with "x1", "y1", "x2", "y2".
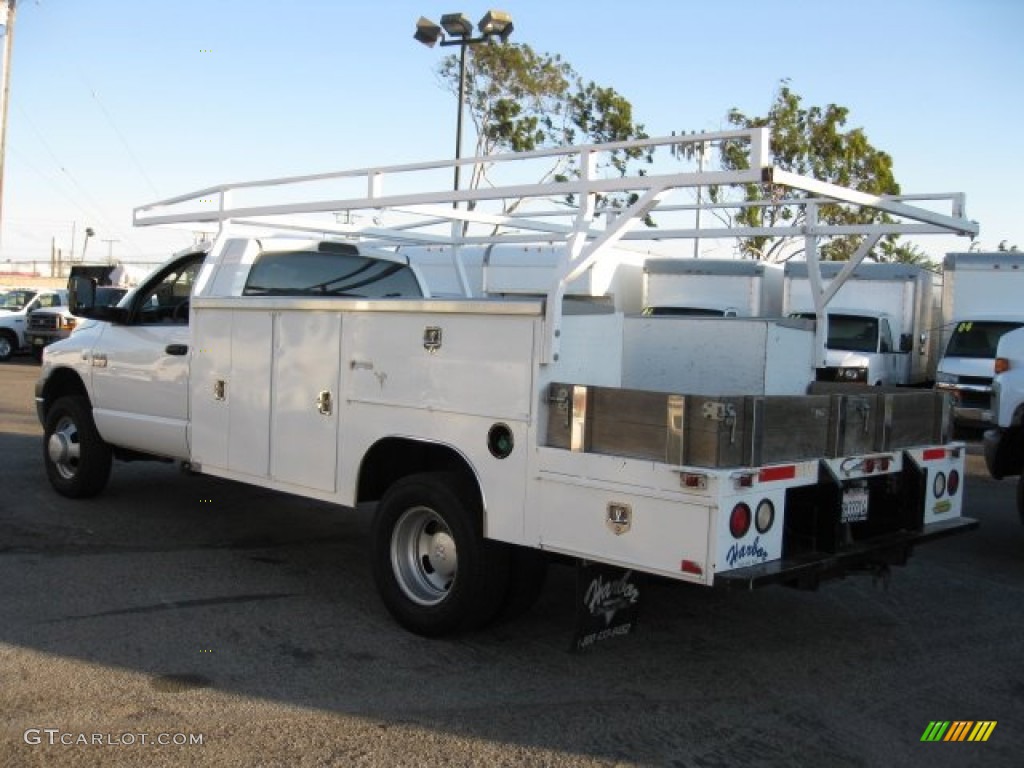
[{"x1": 546, "y1": 383, "x2": 831, "y2": 468}]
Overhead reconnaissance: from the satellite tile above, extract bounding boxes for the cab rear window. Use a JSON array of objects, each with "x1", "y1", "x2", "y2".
[{"x1": 243, "y1": 244, "x2": 422, "y2": 298}]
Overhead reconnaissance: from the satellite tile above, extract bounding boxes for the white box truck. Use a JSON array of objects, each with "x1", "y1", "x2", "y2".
[
  {"x1": 935, "y1": 252, "x2": 1024, "y2": 427},
  {"x1": 783, "y1": 262, "x2": 939, "y2": 386},
  {"x1": 35, "y1": 131, "x2": 979, "y2": 639},
  {"x1": 642, "y1": 258, "x2": 782, "y2": 317}
]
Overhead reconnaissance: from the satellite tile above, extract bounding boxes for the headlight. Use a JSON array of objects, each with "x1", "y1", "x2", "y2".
[{"x1": 840, "y1": 367, "x2": 868, "y2": 382}]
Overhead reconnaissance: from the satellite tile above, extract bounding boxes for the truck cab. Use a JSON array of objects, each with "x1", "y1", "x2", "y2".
[
  {"x1": 788, "y1": 309, "x2": 909, "y2": 385},
  {"x1": 935, "y1": 317, "x2": 1024, "y2": 427},
  {"x1": 0, "y1": 288, "x2": 69, "y2": 362},
  {"x1": 982, "y1": 326, "x2": 1024, "y2": 522},
  {"x1": 38, "y1": 238, "x2": 428, "y2": 468}
]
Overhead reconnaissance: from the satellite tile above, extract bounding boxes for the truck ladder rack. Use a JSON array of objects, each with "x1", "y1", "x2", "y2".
[{"x1": 133, "y1": 129, "x2": 979, "y2": 363}]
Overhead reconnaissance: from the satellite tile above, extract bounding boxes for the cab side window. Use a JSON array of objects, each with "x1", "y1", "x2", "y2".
[
  {"x1": 37, "y1": 294, "x2": 63, "y2": 309},
  {"x1": 134, "y1": 257, "x2": 204, "y2": 325}
]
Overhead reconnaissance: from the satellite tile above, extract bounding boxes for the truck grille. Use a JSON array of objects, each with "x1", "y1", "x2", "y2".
[
  {"x1": 28, "y1": 315, "x2": 58, "y2": 331},
  {"x1": 958, "y1": 391, "x2": 990, "y2": 410}
]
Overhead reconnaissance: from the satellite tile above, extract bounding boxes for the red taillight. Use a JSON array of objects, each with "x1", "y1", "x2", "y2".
[
  {"x1": 864, "y1": 458, "x2": 876, "y2": 473},
  {"x1": 880, "y1": 457, "x2": 890, "y2": 472},
  {"x1": 729, "y1": 503, "x2": 752, "y2": 539},
  {"x1": 947, "y1": 469, "x2": 960, "y2": 496},
  {"x1": 681, "y1": 559, "x2": 703, "y2": 575}
]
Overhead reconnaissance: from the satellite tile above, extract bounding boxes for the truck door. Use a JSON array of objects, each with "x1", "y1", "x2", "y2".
[
  {"x1": 879, "y1": 318, "x2": 905, "y2": 385},
  {"x1": 89, "y1": 253, "x2": 205, "y2": 459},
  {"x1": 270, "y1": 311, "x2": 342, "y2": 492}
]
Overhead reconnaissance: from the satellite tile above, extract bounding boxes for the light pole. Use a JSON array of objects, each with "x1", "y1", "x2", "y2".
[
  {"x1": 414, "y1": 10, "x2": 513, "y2": 197},
  {"x1": 79, "y1": 227, "x2": 94, "y2": 262}
]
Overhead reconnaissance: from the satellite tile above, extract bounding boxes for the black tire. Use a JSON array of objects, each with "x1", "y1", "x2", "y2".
[
  {"x1": 371, "y1": 472, "x2": 510, "y2": 637},
  {"x1": 32, "y1": 346, "x2": 44, "y2": 363},
  {"x1": 1017, "y1": 475, "x2": 1023, "y2": 527},
  {"x1": 0, "y1": 330, "x2": 16, "y2": 362},
  {"x1": 43, "y1": 395, "x2": 112, "y2": 498}
]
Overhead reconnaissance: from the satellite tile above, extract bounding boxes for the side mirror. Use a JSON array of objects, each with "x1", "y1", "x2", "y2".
[
  {"x1": 899, "y1": 333, "x2": 914, "y2": 353},
  {"x1": 68, "y1": 276, "x2": 96, "y2": 314},
  {"x1": 68, "y1": 277, "x2": 126, "y2": 323}
]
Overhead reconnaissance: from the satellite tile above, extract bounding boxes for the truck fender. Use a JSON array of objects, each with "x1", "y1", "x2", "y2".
[
  {"x1": 984, "y1": 425, "x2": 1024, "y2": 480},
  {"x1": 356, "y1": 435, "x2": 488, "y2": 527}
]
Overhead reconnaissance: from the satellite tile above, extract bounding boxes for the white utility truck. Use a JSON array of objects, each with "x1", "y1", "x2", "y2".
[
  {"x1": 935, "y1": 252, "x2": 1024, "y2": 427},
  {"x1": 783, "y1": 261, "x2": 938, "y2": 386},
  {"x1": 983, "y1": 327, "x2": 1024, "y2": 523},
  {"x1": 36, "y1": 130, "x2": 979, "y2": 637},
  {"x1": 643, "y1": 258, "x2": 782, "y2": 317}
]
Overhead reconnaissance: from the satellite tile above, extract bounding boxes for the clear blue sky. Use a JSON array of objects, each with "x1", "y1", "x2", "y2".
[{"x1": 2, "y1": 0, "x2": 1021, "y2": 266}]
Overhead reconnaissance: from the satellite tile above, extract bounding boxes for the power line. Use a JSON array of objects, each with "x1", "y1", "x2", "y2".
[
  {"x1": 87, "y1": 86, "x2": 162, "y2": 199},
  {"x1": 11, "y1": 101, "x2": 148, "y2": 255},
  {"x1": 30, "y1": 0, "x2": 162, "y2": 200}
]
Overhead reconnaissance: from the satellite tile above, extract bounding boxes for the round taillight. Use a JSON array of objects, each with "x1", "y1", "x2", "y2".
[
  {"x1": 932, "y1": 471, "x2": 947, "y2": 498},
  {"x1": 947, "y1": 469, "x2": 960, "y2": 496},
  {"x1": 755, "y1": 499, "x2": 775, "y2": 534},
  {"x1": 864, "y1": 458, "x2": 876, "y2": 474},
  {"x1": 729, "y1": 503, "x2": 752, "y2": 539},
  {"x1": 880, "y1": 457, "x2": 890, "y2": 472}
]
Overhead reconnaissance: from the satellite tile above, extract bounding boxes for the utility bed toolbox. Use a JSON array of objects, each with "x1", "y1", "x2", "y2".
[
  {"x1": 547, "y1": 383, "x2": 952, "y2": 467},
  {"x1": 811, "y1": 383, "x2": 953, "y2": 452},
  {"x1": 546, "y1": 383, "x2": 831, "y2": 468}
]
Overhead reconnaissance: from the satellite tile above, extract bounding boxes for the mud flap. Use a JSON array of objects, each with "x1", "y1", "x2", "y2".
[{"x1": 570, "y1": 562, "x2": 642, "y2": 652}]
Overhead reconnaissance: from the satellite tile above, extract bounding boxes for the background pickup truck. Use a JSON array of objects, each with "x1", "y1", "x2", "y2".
[
  {"x1": 983, "y1": 326, "x2": 1024, "y2": 522},
  {"x1": 0, "y1": 288, "x2": 68, "y2": 362}
]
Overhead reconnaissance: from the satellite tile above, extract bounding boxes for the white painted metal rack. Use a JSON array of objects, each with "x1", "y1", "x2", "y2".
[{"x1": 133, "y1": 128, "x2": 978, "y2": 363}]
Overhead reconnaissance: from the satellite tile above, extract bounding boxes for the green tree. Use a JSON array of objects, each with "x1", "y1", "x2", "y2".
[
  {"x1": 716, "y1": 81, "x2": 902, "y2": 262},
  {"x1": 436, "y1": 43, "x2": 651, "y2": 217}
]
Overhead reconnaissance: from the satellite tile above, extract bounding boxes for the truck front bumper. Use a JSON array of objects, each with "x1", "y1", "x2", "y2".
[
  {"x1": 714, "y1": 516, "x2": 979, "y2": 590},
  {"x1": 935, "y1": 382, "x2": 994, "y2": 427},
  {"x1": 25, "y1": 331, "x2": 68, "y2": 350}
]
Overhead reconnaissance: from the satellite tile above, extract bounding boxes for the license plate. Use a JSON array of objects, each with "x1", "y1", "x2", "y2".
[{"x1": 841, "y1": 486, "x2": 869, "y2": 523}]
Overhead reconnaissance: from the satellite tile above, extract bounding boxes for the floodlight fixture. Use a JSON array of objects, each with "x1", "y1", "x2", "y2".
[
  {"x1": 414, "y1": 16, "x2": 443, "y2": 47},
  {"x1": 440, "y1": 12, "x2": 475, "y2": 38},
  {"x1": 478, "y1": 10, "x2": 513, "y2": 41}
]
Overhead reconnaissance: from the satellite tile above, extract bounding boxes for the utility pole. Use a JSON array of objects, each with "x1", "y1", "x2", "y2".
[{"x1": 0, "y1": 1, "x2": 16, "y2": 253}]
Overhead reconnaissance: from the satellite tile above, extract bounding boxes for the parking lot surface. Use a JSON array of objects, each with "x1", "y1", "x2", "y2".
[{"x1": 1, "y1": 359, "x2": 1022, "y2": 767}]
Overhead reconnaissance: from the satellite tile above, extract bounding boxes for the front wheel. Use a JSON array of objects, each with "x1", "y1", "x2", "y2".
[
  {"x1": 371, "y1": 472, "x2": 510, "y2": 637},
  {"x1": 43, "y1": 395, "x2": 112, "y2": 498},
  {"x1": 0, "y1": 331, "x2": 16, "y2": 362}
]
